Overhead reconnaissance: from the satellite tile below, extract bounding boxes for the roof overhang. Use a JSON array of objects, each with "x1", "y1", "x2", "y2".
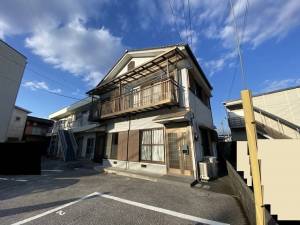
[{"x1": 153, "y1": 110, "x2": 191, "y2": 124}]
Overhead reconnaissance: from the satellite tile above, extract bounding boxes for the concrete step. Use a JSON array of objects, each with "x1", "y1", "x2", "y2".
[{"x1": 100, "y1": 167, "x2": 195, "y2": 187}]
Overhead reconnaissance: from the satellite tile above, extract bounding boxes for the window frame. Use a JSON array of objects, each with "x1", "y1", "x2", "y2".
[{"x1": 140, "y1": 128, "x2": 165, "y2": 164}]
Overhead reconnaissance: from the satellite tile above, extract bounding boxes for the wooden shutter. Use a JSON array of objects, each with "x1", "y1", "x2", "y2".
[
  {"x1": 128, "y1": 130, "x2": 140, "y2": 162},
  {"x1": 117, "y1": 131, "x2": 128, "y2": 161}
]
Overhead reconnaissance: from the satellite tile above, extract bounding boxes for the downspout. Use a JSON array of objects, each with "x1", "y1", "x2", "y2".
[{"x1": 126, "y1": 114, "x2": 131, "y2": 170}]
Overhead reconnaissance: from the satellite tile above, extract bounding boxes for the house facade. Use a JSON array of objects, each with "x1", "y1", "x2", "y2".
[
  {"x1": 6, "y1": 106, "x2": 31, "y2": 142},
  {"x1": 224, "y1": 86, "x2": 300, "y2": 141},
  {"x1": 23, "y1": 116, "x2": 53, "y2": 142},
  {"x1": 88, "y1": 44, "x2": 216, "y2": 179},
  {"x1": 48, "y1": 97, "x2": 103, "y2": 161},
  {"x1": 0, "y1": 40, "x2": 27, "y2": 142}
]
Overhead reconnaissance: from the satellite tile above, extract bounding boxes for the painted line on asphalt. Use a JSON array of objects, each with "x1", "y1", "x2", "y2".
[
  {"x1": 10, "y1": 192, "x2": 229, "y2": 225},
  {"x1": 0, "y1": 178, "x2": 28, "y2": 182},
  {"x1": 100, "y1": 193, "x2": 230, "y2": 225},
  {"x1": 41, "y1": 169, "x2": 63, "y2": 172},
  {"x1": 10, "y1": 192, "x2": 100, "y2": 225}
]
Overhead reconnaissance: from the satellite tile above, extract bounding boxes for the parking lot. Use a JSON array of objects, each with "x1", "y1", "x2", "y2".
[{"x1": 0, "y1": 159, "x2": 248, "y2": 225}]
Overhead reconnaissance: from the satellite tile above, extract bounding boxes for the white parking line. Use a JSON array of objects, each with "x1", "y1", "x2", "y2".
[
  {"x1": 101, "y1": 194, "x2": 230, "y2": 225},
  {"x1": 41, "y1": 169, "x2": 63, "y2": 172},
  {"x1": 0, "y1": 178, "x2": 28, "y2": 182},
  {"x1": 10, "y1": 192, "x2": 99, "y2": 225},
  {"x1": 10, "y1": 192, "x2": 229, "y2": 225}
]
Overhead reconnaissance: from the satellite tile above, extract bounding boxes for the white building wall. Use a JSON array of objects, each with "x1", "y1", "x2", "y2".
[
  {"x1": 117, "y1": 57, "x2": 154, "y2": 77},
  {"x1": 0, "y1": 41, "x2": 26, "y2": 142},
  {"x1": 6, "y1": 108, "x2": 28, "y2": 141},
  {"x1": 106, "y1": 113, "x2": 165, "y2": 133}
]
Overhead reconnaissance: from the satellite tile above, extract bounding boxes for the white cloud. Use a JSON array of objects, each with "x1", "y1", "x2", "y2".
[
  {"x1": 25, "y1": 19, "x2": 125, "y2": 86},
  {"x1": 0, "y1": 0, "x2": 125, "y2": 87},
  {"x1": 23, "y1": 81, "x2": 62, "y2": 93},
  {"x1": 203, "y1": 51, "x2": 237, "y2": 76},
  {"x1": 262, "y1": 78, "x2": 300, "y2": 92}
]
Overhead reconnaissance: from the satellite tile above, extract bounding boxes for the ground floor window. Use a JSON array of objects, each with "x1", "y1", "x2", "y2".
[{"x1": 140, "y1": 128, "x2": 164, "y2": 162}]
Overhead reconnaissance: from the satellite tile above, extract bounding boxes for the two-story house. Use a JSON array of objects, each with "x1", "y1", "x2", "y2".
[
  {"x1": 48, "y1": 97, "x2": 104, "y2": 162},
  {"x1": 87, "y1": 44, "x2": 216, "y2": 179}
]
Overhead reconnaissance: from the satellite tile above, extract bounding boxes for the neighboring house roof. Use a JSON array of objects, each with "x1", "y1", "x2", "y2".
[
  {"x1": 87, "y1": 43, "x2": 212, "y2": 94},
  {"x1": 0, "y1": 39, "x2": 27, "y2": 60},
  {"x1": 224, "y1": 85, "x2": 300, "y2": 105},
  {"x1": 15, "y1": 105, "x2": 31, "y2": 114},
  {"x1": 48, "y1": 97, "x2": 93, "y2": 120},
  {"x1": 27, "y1": 116, "x2": 54, "y2": 125}
]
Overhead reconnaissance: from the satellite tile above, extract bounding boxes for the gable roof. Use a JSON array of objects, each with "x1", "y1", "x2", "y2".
[{"x1": 87, "y1": 43, "x2": 212, "y2": 94}]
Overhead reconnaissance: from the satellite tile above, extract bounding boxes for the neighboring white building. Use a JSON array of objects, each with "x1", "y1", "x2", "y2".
[
  {"x1": 0, "y1": 40, "x2": 27, "y2": 142},
  {"x1": 6, "y1": 106, "x2": 31, "y2": 141},
  {"x1": 87, "y1": 44, "x2": 217, "y2": 179},
  {"x1": 224, "y1": 85, "x2": 300, "y2": 141},
  {"x1": 48, "y1": 97, "x2": 102, "y2": 161}
]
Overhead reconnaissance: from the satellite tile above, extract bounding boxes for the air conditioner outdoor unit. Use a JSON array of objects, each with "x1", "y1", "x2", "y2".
[
  {"x1": 199, "y1": 162, "x2": 212, "y2": 181},
  {"x1": 199, "y1": 158, "x2": 218, "y2": 181}
]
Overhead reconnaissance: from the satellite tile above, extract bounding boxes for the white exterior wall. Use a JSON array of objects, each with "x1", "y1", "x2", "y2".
[
  {"x1": 6, "y1": 108, "x2": 28, "y2": 141},
  {"x1": 117, "y1": 57, "x2": 154, "y2": 76},
  {"x1": 0, "y1": 41, "x2": 26, "y2": 142}
]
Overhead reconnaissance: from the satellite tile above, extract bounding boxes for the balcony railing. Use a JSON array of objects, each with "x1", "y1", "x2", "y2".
[{"x1": 95, "y1": 79, "x2": 179, "y2": 119}]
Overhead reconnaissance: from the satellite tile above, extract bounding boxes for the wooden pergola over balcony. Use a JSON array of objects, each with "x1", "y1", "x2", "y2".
[
  {"x1": 99, "y1": 78, "x2": 179, "y2": 119},
  {"x1": 88, "y1": 47, "x2": 185, "y2": 95}
]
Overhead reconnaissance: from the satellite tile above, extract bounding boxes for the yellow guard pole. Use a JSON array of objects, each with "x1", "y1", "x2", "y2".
[{"x1": 241, "y1": 90, "x2": 265, "y2": 225}]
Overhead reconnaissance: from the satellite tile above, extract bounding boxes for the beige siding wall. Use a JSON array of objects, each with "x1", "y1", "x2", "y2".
[
  {"x1": 237, "y1": 139, "x2": 300, "y2": 220},
  {"x1": 228, "y1": 87, "x2": 300, "y2": 126},
  {"x1": 0, "y1": 41, "x2": 26, "y2": 142},
  {"x1": 252, "y1": 88, "x2": 300, "y2": 126},
  {"x1": 6, "y1": 108, "x2": 28, "y2": 141}
]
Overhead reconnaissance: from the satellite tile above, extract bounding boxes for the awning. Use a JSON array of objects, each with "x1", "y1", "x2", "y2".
[{"x1": 153, "y1": 110, "x2": 191, "y2": 124}]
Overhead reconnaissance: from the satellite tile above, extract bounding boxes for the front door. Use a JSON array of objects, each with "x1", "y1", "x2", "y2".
[{"x1": 166, "y1": 127, "x2": 193, "y2": 176}]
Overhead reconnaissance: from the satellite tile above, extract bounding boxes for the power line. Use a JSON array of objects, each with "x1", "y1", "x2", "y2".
[
  {"x1": 168, "y1": 0, "x2": 184, "y2": 43},
  {"x1": 182, "y1": 0, "x2": 189, "y2": 44},
  {"x1": 187, "y1": 0, "x2": 193, "y2": 48},
  {"x1": 226, "y1": 0, "x2": 250, "y2": 99},
  {"x1": 229, "y1": 0, "x2": 247, "y2": 89}
]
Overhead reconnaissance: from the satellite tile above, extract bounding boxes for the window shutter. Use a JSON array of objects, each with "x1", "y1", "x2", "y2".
[
  {"x1": 128, "y1": 130, "x2": 140, "y2": 162},
  {"x1": 117, "y1": 131, "x2": 128, "y2": 161}
]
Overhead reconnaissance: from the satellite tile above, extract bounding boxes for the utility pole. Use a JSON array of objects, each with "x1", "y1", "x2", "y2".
[
  {"x1": 241, "y1": 90, "x2": 265, "y2": 225},
  {"x1": 228, "y1": 0, "x2": 265, "y2": 222}
]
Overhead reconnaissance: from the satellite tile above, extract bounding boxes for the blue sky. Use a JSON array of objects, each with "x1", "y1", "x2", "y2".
[{"x1": 1, "y1": 0, "x2": 300, "y2": 131}]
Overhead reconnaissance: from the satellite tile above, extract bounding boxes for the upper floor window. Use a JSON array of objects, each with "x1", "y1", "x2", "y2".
[
  {"x1": 127, "y1": 61, "x2": 135, "y2": 71},
  {"x1": 15, "y1": 116, "x2": 21, "y2": 122}
]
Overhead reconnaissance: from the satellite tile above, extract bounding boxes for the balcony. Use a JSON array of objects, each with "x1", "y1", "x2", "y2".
[{"x1": 91, "y1": 79, "x2": 179, "y2": 120}]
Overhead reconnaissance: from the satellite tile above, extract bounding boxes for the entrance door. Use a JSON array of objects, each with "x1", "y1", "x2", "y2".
[{"x1": 166, "y1": 127, "x2": 193, "y2": 176}]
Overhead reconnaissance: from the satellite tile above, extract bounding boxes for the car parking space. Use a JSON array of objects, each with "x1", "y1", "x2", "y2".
[{"x1": 0, "y1": 160, "x2": 248, "y2": 225}]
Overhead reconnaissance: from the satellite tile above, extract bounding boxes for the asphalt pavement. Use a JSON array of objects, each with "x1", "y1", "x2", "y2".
[{"x1": 0, "y1": 159, "x2": 248, "y2": 225}]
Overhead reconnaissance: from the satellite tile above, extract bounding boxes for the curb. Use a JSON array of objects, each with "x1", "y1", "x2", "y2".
[{"x1": 103, "y1": 168, "x2": 158, "y2": 182}]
